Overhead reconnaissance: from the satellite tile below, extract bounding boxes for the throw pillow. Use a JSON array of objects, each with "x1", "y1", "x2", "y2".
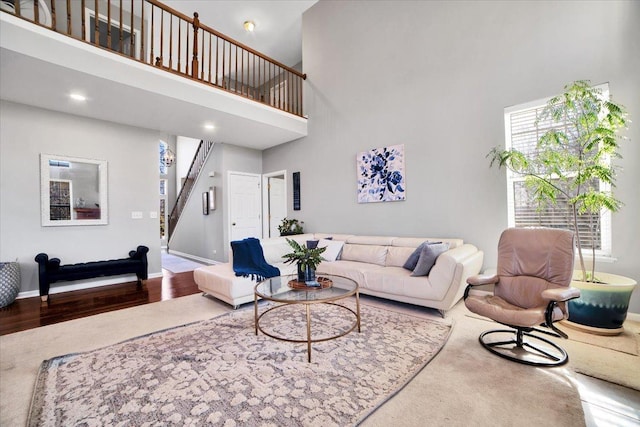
[
  {"x1": 318, "y1": 239, "x2": 344, "y2": 261},
  {"x1": 306, "y1": 240, "x2": 319, "y2": 249},
  {"x1": 410, "y1": 242, "x2": 449, "y2": 277},
  {"x1": 403, "y1": 241, "x2": 443, "y2": 271}
]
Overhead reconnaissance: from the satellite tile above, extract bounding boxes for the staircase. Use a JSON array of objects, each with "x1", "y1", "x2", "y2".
[{"x1": 168, "y1": 140, "x2": 215, "y2": 238}]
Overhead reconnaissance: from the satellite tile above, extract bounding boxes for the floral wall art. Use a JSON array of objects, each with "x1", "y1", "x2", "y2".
[{"x1": 357, "y1": 144, "x2": 406, "y2": 203}]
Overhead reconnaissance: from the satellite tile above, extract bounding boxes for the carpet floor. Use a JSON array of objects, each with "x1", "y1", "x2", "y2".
[
  {"x1": 27, "y1": 303, "x2": 451, "y2": 426},
  {"x1": 3, "y1": 294, "x2": 621, "y2": 426}
]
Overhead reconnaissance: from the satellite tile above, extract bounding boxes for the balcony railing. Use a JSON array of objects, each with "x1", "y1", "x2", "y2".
[{"x1": 1, "y1": 0, "x2": 306, "y2": 117}]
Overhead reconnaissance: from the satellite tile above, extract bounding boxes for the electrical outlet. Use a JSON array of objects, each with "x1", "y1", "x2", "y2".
[{"x1": 149, "y1": 211, "x2": 158, "y2": 219}]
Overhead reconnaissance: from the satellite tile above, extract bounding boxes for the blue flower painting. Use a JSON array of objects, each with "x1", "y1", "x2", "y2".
[{"x1": 357, "y1": 144, "x2": 406, "y2": 203}]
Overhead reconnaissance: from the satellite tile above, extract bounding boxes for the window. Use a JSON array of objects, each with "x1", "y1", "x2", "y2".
[{"x1": 503, "y1": 84, "x2": 612, "y2": 257}]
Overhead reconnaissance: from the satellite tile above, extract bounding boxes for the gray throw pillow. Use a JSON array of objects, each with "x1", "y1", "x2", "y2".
[
  {"x1": 403, "y1": 241, "x2": 442, "y2": 271},
  {"x1": 410, "y1": 242, "x2": 450, "y2": 277}
]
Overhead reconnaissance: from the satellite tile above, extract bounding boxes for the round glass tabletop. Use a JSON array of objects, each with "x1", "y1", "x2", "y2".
[{"x1": 255, "y1": 274, "x2": 358, "y2": 304}]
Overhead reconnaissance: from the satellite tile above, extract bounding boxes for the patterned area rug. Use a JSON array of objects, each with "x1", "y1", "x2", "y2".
[{"x1": 28, "y1": 302, "x2": 451, "y2": 426}]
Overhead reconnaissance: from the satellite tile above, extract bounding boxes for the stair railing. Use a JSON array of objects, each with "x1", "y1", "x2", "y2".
[
  {"x1": 1, "y1": 0, "x2": 306, "y2": 117},
  {"x1": 168, "y1": 140, "x2": 214, "y2": 238}
]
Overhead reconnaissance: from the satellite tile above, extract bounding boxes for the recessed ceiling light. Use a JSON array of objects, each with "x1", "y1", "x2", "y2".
[
  {"x1": 243, "y1": 20, "x2": 255, "y2": 32},
  {"x1": 69, "y1": 93, "x2": 87, "y2": 102},
  {"x1": 204, "y1": 124, "x2": 215, "y2": 130}
]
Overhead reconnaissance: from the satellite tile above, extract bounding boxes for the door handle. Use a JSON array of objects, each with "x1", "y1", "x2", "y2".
[{"x1": 232, "y1": 222, "x2": 236, "y2": 226}]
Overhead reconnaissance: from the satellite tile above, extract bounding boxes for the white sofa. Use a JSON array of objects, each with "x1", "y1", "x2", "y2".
[{"x1": 194, "y1": 233, "x2": 484, "y2": 315}]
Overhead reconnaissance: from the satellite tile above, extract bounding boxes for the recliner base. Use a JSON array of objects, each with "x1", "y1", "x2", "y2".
[{"x1": 479, "y1": 328, "x2": 568, "y2": 367}]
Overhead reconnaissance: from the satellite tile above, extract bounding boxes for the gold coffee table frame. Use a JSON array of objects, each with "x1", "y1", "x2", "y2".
[{"x1": 254, "y1": 274, "x2": 360, "y2": 363}]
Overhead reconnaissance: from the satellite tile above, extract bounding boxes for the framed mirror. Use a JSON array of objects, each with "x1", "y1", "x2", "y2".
[{"x1": 40, "y1": 154, "x2": 108, "y2": 226}]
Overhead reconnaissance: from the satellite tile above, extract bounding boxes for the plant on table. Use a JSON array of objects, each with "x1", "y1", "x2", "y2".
[{"x1": 282, "y1": 239, "x2": 326, "y2": 281}]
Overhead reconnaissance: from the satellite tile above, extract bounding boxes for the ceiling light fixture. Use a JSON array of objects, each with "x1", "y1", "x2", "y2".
[
  {"x1": 162, "y1": 147, "x2": 176, "y2": 167},
  {"x1": 69, "y1": 93, "x2": 87, "y2": 102},
  {"x1": 204, "y1": 123, "x2": 215, "y2": 130},
  {"x1": 243, "y1": 20, "x2": 255, "y2": 32}
]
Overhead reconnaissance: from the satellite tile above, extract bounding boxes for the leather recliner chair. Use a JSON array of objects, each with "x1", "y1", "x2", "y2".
[{"x1": 464, "y1": 227, "x2": 580, "y2": 367}]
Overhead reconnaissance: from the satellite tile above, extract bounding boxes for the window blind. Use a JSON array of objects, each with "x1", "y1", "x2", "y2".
[{"x1": 505, "y1": 97, "x2": 609, "y2": 253}]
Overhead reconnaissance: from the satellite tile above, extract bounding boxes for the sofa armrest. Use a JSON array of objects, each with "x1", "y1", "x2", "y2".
[{"x1": 428, "y1": 244, "x2": 484, "y2": 310}]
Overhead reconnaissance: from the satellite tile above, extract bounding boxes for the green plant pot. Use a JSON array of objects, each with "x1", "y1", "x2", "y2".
[{"x1": 566, "y1": 272, "x2": 637, "y2": 335}]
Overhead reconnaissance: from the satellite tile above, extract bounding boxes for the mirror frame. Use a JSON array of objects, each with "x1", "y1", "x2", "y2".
[{"x1": 40, "y1": 153, "x2": 109, "y2": 226}]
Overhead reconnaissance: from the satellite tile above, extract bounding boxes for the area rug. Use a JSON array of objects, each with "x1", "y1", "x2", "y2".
[
  {"x1": 161, "y1": 251, "x2": 207, "y2": 273},
  {"x1": 28, "y1": 302, "x2": 452, "y2": 426}
]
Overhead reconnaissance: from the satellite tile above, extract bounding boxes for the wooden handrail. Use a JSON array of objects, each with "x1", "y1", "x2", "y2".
[
  {"x1": 143, "y1": 0, "x2": 304, "y2": 79},
  {"x1": 1, "y1": 0, "x2": 306, "y2": 117}
]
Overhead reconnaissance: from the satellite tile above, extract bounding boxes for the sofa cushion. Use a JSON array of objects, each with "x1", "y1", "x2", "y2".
[
  {"x1": 403, "y1": 242, "x2": 429, "y2": 270},
  {"x1": 341, "y1": 244, "x2": 388, "y2": 266},
  {"x1": 364, "y1": 267, "x2": 449, "y2": 301},
  {"x1": 392, "y1": 237, "x2": 463, "y2": 250},
  {"x1": 313, "y1": 233, "x2": 353, "y2": 242},
  {"x1": 318, "y1": 239, "x2": 344, "y2": 261},
  {"x1": 402, "y1": 241, "x2": 445, "y2": 270},
  {"x1": 386, "y1": 246, "x2": 416, "y2": 267},
  {"x1": 316, "y1": 260, "x2": 384, "y2": 288},
  {"x1": 411, "y1": 243, "x2": 450, "y2": 277},
  {"x1": 345, "y1": 235, "x2": 395, "y2": 246}
]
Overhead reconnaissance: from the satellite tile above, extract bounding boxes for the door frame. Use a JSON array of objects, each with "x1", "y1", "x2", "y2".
[
  {"x1": 262, "y1": 170, "x2": 288, "y2": 239},
  {"x1": 227, "y1": 171, "x2": 263, "y2": 243}
]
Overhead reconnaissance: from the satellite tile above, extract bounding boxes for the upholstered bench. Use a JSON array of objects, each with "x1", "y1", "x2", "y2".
[{"x1": 34, "y1": 246, "x2": 149, "y2": 302}]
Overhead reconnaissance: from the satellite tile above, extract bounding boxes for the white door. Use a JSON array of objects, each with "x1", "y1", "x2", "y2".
[
  {"x1": 268, "y1": 176, "x2": 286, "y2": 238},
  {"x1": 229, "y1": 172, "x2": 262, "y2": 241}
]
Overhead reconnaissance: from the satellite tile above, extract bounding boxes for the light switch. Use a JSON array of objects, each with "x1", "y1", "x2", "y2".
[
  {"x1": 149, "y1": 211, "x2": 158, "y2": 219},
  {"x1": 131, "y1": 211, "x2": 143, "y2": 219}
]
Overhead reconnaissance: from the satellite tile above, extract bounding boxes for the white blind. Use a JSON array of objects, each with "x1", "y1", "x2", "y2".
[{"x1": 505, "y1": 95, "x2": 610, "y2": 253}]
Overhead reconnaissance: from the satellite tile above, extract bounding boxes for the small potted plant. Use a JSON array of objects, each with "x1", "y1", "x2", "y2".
[
  {"x1": 278, "y1": 218, "x2": 304, "y2": 236},
  {"x1": 282, "y1": 239, "x2": 326, "y2": 282},
  {"x1": 489, "y1": 80, "x2": 636, "y2": 334}
]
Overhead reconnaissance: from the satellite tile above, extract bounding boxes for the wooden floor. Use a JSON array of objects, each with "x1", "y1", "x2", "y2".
[{"x1": 0, "y1": 270, "x2": 200, "y2": 336}]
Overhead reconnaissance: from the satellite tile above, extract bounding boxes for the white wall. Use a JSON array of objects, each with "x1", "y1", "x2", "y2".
[
  {"x1": 0, "y1": 101, "x2": 163, "y2": 294},
  {"x1": 263, "y1": 1, "x2": 640, "y2": 312},
  {"x1": 175, "y1": 136, "x2": 200, "y2": 191}
]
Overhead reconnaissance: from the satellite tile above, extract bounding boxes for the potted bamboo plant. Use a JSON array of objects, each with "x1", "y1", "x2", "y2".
[
  {"x1": 282, "y1": 239, "x2": 326, "y2": 283},
  {"x1": 489, "y1": 80, "x2": 636, "y2": 334}
]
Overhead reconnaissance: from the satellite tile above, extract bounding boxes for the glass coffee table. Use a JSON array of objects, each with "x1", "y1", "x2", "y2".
[{"x1": 254, "y1": 274, "x2": 360, "y2": 363}]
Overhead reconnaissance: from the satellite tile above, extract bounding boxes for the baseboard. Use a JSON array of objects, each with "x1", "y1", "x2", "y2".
[
  {"x1": 16, "y1": 272, "x2": 163, "y2": 300},
  {"x1": 166, "y1": 249, "x2": 219, "y2": 265},
  {"x1": 627, "y1": 312, "x2": 640, "y2": 322}
]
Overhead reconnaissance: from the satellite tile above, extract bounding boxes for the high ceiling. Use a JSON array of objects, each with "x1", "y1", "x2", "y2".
[
  {"x1": 161, "y1": 1, "x2": 317, "y2": 68},
  {"x1": 0, "y1": 1, "x2": 318, "y2": 149}
]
